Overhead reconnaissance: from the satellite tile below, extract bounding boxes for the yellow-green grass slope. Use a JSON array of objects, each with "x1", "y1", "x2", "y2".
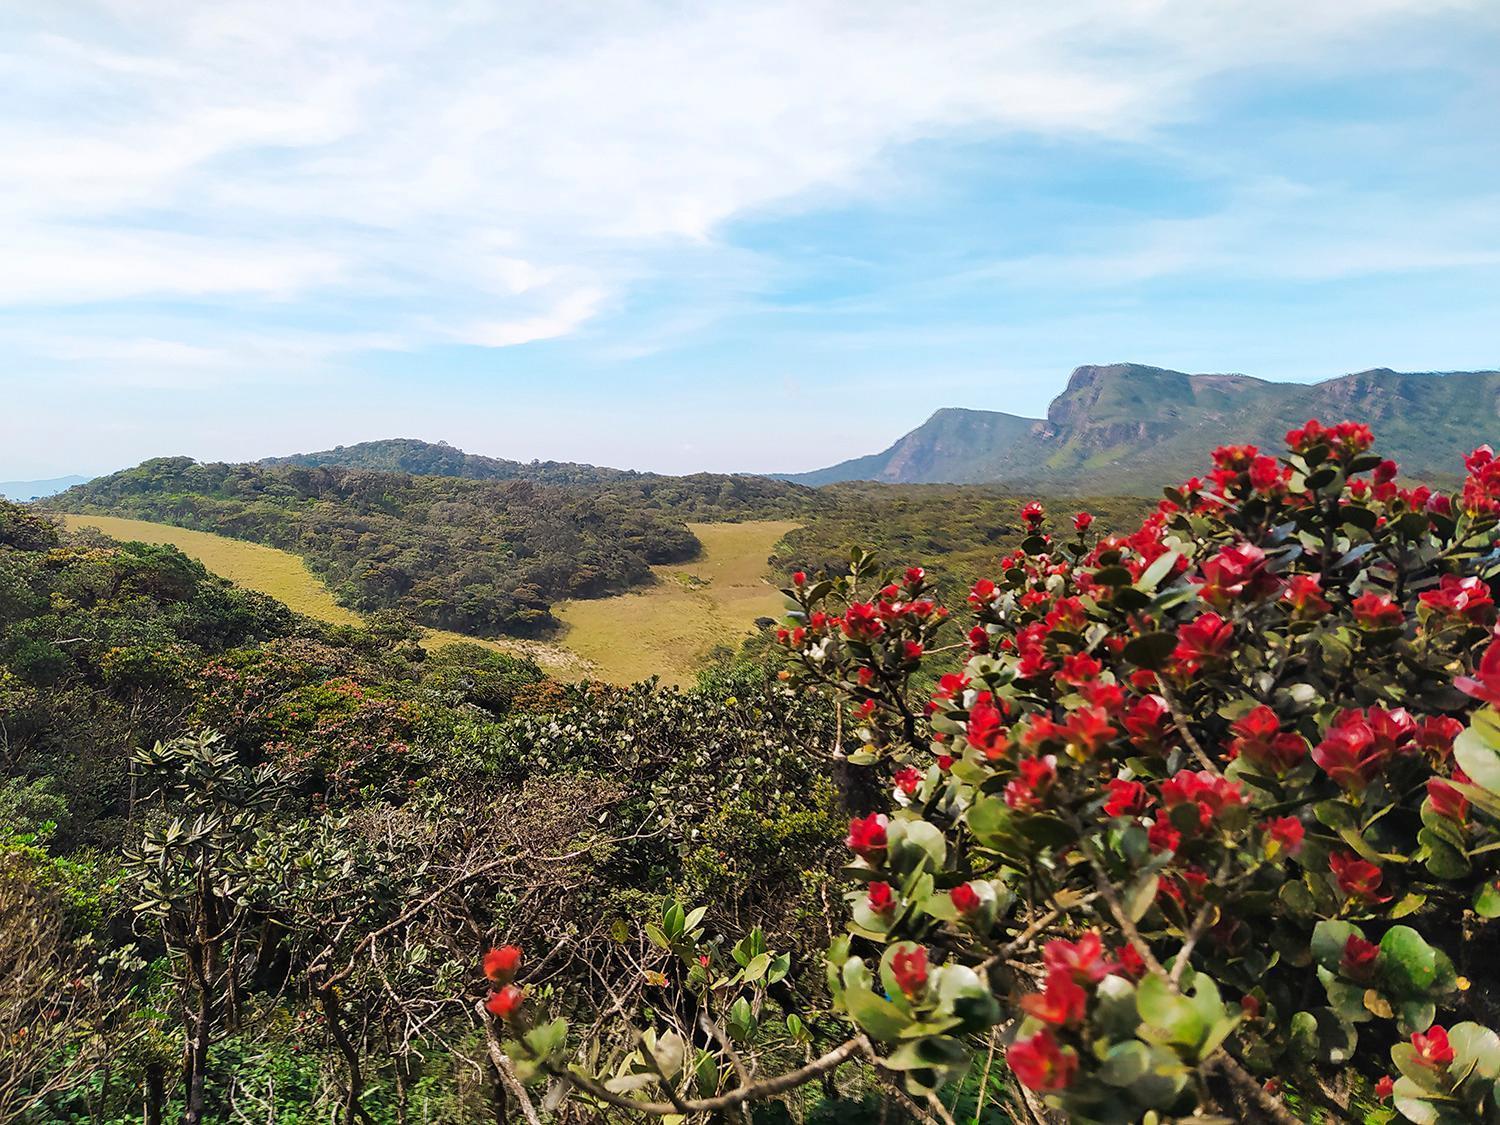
[
  {"x1": 61, "y1": 514, "x2": 797, "y2": 685},
  {"x1": 554, "y1": 520, "x2": 799, "y2": 686},
  {"x1": 60, "y1": 514, "x2": 580, "y2": 672}
]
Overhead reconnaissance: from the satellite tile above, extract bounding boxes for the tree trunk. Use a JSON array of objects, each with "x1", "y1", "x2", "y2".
[
  {"x1": 319, "y1": 988, "x2": 375, "y2": 1125},
  {"x1": 182, "y1": 986, "x2": 211, "y2": 1125},
  {"x1": 142, "y1": 1062, "x2": 164, "y2": 1125}
]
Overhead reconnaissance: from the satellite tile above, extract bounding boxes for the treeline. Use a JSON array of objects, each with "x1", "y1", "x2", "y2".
[
  {"x1": 0, "y1": 501, "x2": 857, "y2": 1122},
  {"x1": 772, "y1": 481, "x2": 1154, "y2": 597},
  {"x1": 54, "y1": 458, "x2": 664, "y2": 635},
  {"x1": 49, "y1": 458, "x2": 810, "y2": 636}
]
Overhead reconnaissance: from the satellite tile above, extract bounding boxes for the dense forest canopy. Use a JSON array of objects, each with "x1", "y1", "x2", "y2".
[{"x1": 49, "y1": 457, "x2": 811, "y2": 636}]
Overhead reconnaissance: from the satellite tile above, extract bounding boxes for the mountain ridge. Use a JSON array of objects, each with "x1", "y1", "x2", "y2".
[{"x1": 784, "y1": 364, "x2": 1500, "y2": 491}]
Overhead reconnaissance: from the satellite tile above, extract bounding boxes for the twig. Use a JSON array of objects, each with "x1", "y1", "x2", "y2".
[{"x1": 1158, "y1": 680, "x2": 1221, "y2": 777}]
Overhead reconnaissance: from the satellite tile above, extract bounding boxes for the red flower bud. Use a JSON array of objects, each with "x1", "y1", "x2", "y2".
[
  {"x1": 949, "y1": 882, "x2": 982, "y2": 916},
  {"x1": 483, "y1": 945, "x2": 523, "y2": 985},
  {"x1": 485, "y1": 984, "x2": 525, "y2": 1020}
]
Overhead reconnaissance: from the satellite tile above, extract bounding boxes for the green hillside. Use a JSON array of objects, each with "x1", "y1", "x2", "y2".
[{"x1": 789, "y1": 363, "x2": 1499, "y2": 491}]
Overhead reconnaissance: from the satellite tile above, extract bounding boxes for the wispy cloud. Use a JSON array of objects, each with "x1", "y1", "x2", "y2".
[{"x1": 3, "y1": 1, "x2": 1481, "y2": 359}]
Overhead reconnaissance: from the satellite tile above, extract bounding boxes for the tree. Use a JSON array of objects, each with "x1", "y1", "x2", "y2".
[
  {"x1": 0, "y1": 857, "x2": 118, "y2": 1122},
  {"x1": 493, "y1": 422, "x2": 1500, "y2": 1124},
  {"x1": 124, "y1": 731, "x2": 282, "y2": 1125}
]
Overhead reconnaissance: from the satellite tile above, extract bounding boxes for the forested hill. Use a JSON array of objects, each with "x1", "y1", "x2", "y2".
[
  {"x1": 259, "y1": 437, "x2": 640, "y2": 485},
  {"x1": 49, "y1": 457, "x2": 808, "y2": 637},
  {"x1": 788, "y1": 364, "x2": 1500, "y2": 491}
]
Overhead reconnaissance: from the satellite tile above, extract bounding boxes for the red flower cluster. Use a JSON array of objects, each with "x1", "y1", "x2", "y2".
[
  {"x1": 1159, "y1": 769, "x2": 1246, "y2": 830},
  {"x1": 1004, "y1": 755, "x2": 1057, "y2": 811},
  {"x1": 482, "y1": 945, "x2": 525, "y2": 1021},
  {"x1": 1457, "y1": 630, "x2": 1500, "y2": 705},
  {"x1": 1009, "y1": 934, "x2": 1120, "y2": 1090},
  {"x1": 1173, "y1": 612, "x2": 1233, "y2": 673},
  {"x1": 1282, "y1": 574, "x2": 1332, "y2": 619},
  {"x1": 1285, "y1": 418, "x2": 1374, "y2": 457},
  {"x1": 1312, "y1": 707, "x2": 1416, "y2": 790},
  {"x1": 1228, "y1": 705, "x2": 1305, "y2": 773},
  {"x1": 1196, "y1": 543, "x2": 1280, "y2": 608},
  {"x1": 1351, "y1": 592, "x2": 1403, "y2": 629},
  {"x1": 1419, "y1": 574, "x2": 1494, "y2": 622},
  {"x1": 1462, "y1": 445, "x2": 1500, "y2": 515}
]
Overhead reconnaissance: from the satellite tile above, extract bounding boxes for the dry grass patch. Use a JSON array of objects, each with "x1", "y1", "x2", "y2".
[{"x1": 553, "y1": 520, "x2": 799, "y2": 686}]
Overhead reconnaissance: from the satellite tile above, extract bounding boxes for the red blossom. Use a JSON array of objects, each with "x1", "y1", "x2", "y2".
[
  {"x1": 1173, "y1": 612, "x2": 1234, "y2": 672},
  {"x1": 1420, "y1": 574, "x2": 1495, "y2": 622},
  {"x1": 950, "y1": 882, "x2": 983, "y2": 916},
  {"x1": 1329, "y1": 851, "x2": 1390, "y2": 903},
  {"x1": 1020, "y1": 501, "x2": 1046, "y2": 529},
  {"x1": 1313, "y1": 714, "x2": 1386, "y2": 791},
  {"x1": 966, "y1": 693, "x2": 1010, "y2": 758},
  {"x1": 1116, "y1": 943, "x2": 1147, "y2": 979},
  {"x1": 846, "y1": 814, "x2": 888, "y2": 863},
  {"x1": 1008, "y1": 1029, "x2": 1077, "y2": 1091},
  {"x1": 1341, "y1": 934, "x2": 1380, "y2": 981},
  {"x1": 1416, "y1": 715, "x2": 1464, "y2": 758},
  {"x1": 1147, "y1": 819, "x2": 1182, "y2": 854},
  {"x1": 1103, "y1": 778, "x2": 1151, "y2": 818},
  {"x1": 1456, "y1": 632, "x2": 1500, "y2": 705},
  {"x1": 1282, "y1": 573, "x2": 1332, "y2": 618},
  {"x1": 485, "y1": 984, "x2": 525, "y2": 1020},
  {"x1": 1042, "y1": 932, "x2": 1118, "y2": 983},
  {"x1": 1159, "y1": 768, "x2": 1246, "y2": 830},
  {"x1": 1351, "y1": 592, "x2": 1403, "y2": 629},
  {"x1": 1019, "y1": 968, "x2": 1087, "y2": 1026},
  {"x1": 893, "y1": 767, "x2": 922, "y2": 797},
  {"x1": 866, "y1": 881, "x2": 897, "y2": 916},
  {"x1": 1073, "y1": 511, "x2": 1094, "y2": 532},
  {"x1": 1229, "y1": 705, "x2": 1306, "y2": 772},
  {"x1": 890, "y1": 946, "x2": 928, "y2": 998},
  {"x1": 1266, "y1": 816, "x2": 1304, "y2": 855},
  {"x1": 1375, "y1": 1075, "x2": 1394, "y2": 1101},
  {"x1": 1124, "y1": 694, "x2": 1171, "y2": 745},
  {"x1": 1427, "y1": 773, "x2": 1470, "y2": 822},
  {"x1": 483, "y1": 945, "x2": 523, "y2": 985},
  {"x1": 1411, "y1": 1026, "x2": 1455, "y2": 1068}
]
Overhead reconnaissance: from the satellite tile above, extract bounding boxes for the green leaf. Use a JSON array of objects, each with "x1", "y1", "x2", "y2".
[
  {"x1": 1418, "y1": 828, "x2": 1471, "y2": 879},
  {"x1": 1137, "y1": 974, "x2": 1206, "y2": 1049},
  {"x1": 1448, "y1": 1022, "x2": 1500, "y2": 1084},
  {"x1": 741, "y1": 952, "x2": 771, "y2": 984},
  {"x1": 1123, "y1": 632, "x2": 1177, "y2": 670},
  {"x1": 1099, "y1": 1040, "x2": 1151, "y2": 1086},
  {"x1": 1455, "y1": 711, "x2": 1500, "y2": 796},
  {"x1": 1311, "y1": 919, "x2": 1363, "y2": 971},
  {"x1": 1474, "y1": 880, "x2": 1500, "y2": 918},
  {"x1": 844, "y1": 983, "x2": 913, "y2": 1041},
  {"x1": 1124, "y1": 873, "x2": 1160, "y2": 923},
  {"x1": 1380, "y1": 924, "x2": 1440, "y2": 996}
]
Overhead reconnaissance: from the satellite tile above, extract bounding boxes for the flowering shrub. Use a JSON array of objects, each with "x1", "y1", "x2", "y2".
[{"x1": 490, "y1": 423, "x2": 1500, "y2": 1123}]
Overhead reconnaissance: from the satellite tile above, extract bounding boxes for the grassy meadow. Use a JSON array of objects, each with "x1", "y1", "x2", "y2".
[
  {"x1": 553, "y1": 520, "x2": 799, "y2": 685},
  {"x1": 60, "y1": 513, "x2": 797, "y2": 684},
  {"x1": 60, "y1": 514, "x2": 582, "y2": 672}
]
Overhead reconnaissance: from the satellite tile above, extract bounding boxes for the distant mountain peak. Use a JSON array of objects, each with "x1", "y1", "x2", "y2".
[{"x1": 785, "y1": 364, "x2": 1500, "y2": 492}]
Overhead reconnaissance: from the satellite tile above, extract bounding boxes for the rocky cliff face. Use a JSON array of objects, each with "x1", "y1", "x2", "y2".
[{"x1": 785, "y1": 364, "x2": 1500, "y2": 492}]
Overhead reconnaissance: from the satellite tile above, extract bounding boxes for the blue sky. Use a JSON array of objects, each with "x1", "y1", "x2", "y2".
[{"x1": 2, "y1": 1, "x2": 1498, "y2": 478}]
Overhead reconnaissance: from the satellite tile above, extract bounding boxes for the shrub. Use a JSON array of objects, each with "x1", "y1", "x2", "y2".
[{"x1": 493, "y1": 423, "x2": 1500, "y2": 1124}]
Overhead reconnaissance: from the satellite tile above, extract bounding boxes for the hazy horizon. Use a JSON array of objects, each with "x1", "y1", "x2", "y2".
[{"x1": 5, "y1": 2, "x2": 1499, "y2": 479}]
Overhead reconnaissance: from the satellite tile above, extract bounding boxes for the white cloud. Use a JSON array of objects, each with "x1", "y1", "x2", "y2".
[{"x1": 0, "y1": 0, "x2": 1487, "y2": 375}]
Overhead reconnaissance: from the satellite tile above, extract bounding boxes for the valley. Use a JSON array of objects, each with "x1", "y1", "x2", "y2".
[{"x1": 60, "y1": 512, "x2": 795, "y2": 684}]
